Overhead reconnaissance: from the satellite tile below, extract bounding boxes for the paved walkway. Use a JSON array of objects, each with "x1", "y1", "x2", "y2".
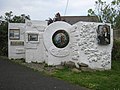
[{"x1": 0, "y1": 57, "x2": 87, "y2": 90}]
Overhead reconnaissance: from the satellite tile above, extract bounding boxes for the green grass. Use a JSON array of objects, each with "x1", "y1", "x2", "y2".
[{"x1": 51, "y1": 60, "x2": 120, "y2": 90}]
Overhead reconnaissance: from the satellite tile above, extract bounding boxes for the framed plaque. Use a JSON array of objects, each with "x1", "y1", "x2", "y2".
[{"x1": 97, "y1": 25, "x2": 110, "y2": 45}]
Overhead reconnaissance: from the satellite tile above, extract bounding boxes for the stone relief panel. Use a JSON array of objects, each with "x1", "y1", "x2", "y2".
[
  {"x1": 49, "y1": 46, "x2": 69, "y2": 57},
  {"x1": 70, "y1": 26, "x2": 80, "y2": 61},
  {"x1": 71, "y1": 22, "x2": 111, "y2": 68}
]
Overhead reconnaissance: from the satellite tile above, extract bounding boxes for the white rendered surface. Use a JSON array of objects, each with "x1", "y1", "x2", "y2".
[
  {"x1": 8, "y1": 23, "x2": 25, "y2": 59},
  {"x1": 25, "y1": 20, "x2": 47, "y2": 63},
  {"x1": 8, "y1": 21, "x2": 113, "y2": 70},
  {"x1": 43, "y1": 21, "x2": 72, "y2": 65}
]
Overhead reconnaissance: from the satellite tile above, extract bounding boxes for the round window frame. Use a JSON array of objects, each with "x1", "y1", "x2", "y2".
[{"x1": 52, "y1": 30, "x2": 69, "y2": 48}]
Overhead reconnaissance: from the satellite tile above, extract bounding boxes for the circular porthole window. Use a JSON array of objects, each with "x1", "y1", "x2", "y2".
[{"x1": 52, "y1": 30, "x2": 69, "y2": 48}]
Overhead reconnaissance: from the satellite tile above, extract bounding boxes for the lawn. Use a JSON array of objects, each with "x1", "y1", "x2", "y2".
[{"x1": 51, "y1": 60, "x2": 120, "y2": 90}]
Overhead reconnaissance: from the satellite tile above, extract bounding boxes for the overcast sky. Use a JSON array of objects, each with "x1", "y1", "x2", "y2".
[{"x1": 0, "y1": 0, "x2": 112, "y2": 20}]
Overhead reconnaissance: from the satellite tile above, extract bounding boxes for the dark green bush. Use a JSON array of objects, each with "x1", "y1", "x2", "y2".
[
  {"x1": 0, "y1": 22, "x2": 8, "y2": 56},
  {"x1": 112, "y1": 39, "x2": 120, "y2": 60}
]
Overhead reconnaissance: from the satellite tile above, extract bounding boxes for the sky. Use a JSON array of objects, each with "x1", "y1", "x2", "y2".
[{"x1": 0, "y1": 0, "x2": 112, "y2": 20}]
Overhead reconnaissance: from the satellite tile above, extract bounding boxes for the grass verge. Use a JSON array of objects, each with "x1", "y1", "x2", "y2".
[{"x1": 51, "y1": 60, "x2": 120, "y2": 90}]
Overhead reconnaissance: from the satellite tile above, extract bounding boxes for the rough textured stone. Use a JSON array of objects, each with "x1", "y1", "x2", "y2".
[
  {"x1": 64, "y1": 61, "x2": 76, "y2": 68},
  {"x1": 71, "y1": 68, "x2": 81, "y2": 73},
  {"x1": 55, "y1": 65, "x2": 64, "y2": 70},
  {"x1": 78, "y1": 63, "x2": 88, "y2": 67}
]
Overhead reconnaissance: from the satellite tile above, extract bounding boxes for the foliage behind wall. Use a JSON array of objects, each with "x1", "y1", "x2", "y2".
[
  {"x1": 88, "y1": 0, "x2": 120, "y2": 29},
  {"x1": 0, "y1": 22, "x2": 8, "y2": 56},
  {"x1": 0, "y1": 11, "x2": 30, "y2": 56},
  {"x1": 112, "y1": 40, "x2": 120, "y2": 60}
]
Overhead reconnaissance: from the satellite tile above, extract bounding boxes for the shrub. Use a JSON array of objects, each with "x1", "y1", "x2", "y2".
[
  {"x1": 112, "y1": 39, "x2": 120, "y2": 60},
  {"x1": 0, "y1": 22, "x2": 8, "y2": 56}
]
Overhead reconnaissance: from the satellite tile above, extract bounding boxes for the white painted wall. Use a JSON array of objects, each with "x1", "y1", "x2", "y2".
[
  {"x1": 8, "y1": 23, "x2": 25, "y2": 59},
  {"x1": 43, "y1": 21, "x2": 113, "y2": 70},
  {"x1": 73, "y1": 22, "x2": 113, "y2": 70},
  {"x1": 43, "y1": 21, "x2": 72, "y2": 65},
  {"x1": 8, "y1": 20, "x2": 113, "y2": 70},
  {"x1": 25, "y1": 20, "x2": 47, "y2": 63}
]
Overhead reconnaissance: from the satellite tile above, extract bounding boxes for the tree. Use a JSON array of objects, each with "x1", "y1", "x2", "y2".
[
  {"x1": 88, "y1": 0, "x2": 120, "y2": 29},
  {"x1": 2, "y1": 11, "x2": 30, "y2": 23},
  {"x1": 5, "y1": 11, "x2": 13, "y2": 22},
  {"x1": 47, "y1": 12, "x2": 63, "y2": 25},
  {"x1": 0, "y1": 11, "x2": 30, "y2": 56},
  {"x1": 114, "y1": 12, "x2": 120, "y2": 29},
  {"x1": 0, "y1": 21, "x2": 8, "y2": 56}
]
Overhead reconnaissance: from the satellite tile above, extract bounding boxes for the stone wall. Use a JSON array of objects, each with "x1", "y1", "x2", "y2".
[
  {"x1": 8, "y1": 21, "x2": 113, "y2": 70},
  {"x1": 72, "y1": 22, "x2": 113, "y2": 69}
]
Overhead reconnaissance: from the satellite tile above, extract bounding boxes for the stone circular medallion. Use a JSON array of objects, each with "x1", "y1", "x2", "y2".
[
  {"x1": 43, "y1": 21, "x2": 71, "y2": 50},
  {"x1": 52, "y1": 30, "x2": 69, "y2": 48}
]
